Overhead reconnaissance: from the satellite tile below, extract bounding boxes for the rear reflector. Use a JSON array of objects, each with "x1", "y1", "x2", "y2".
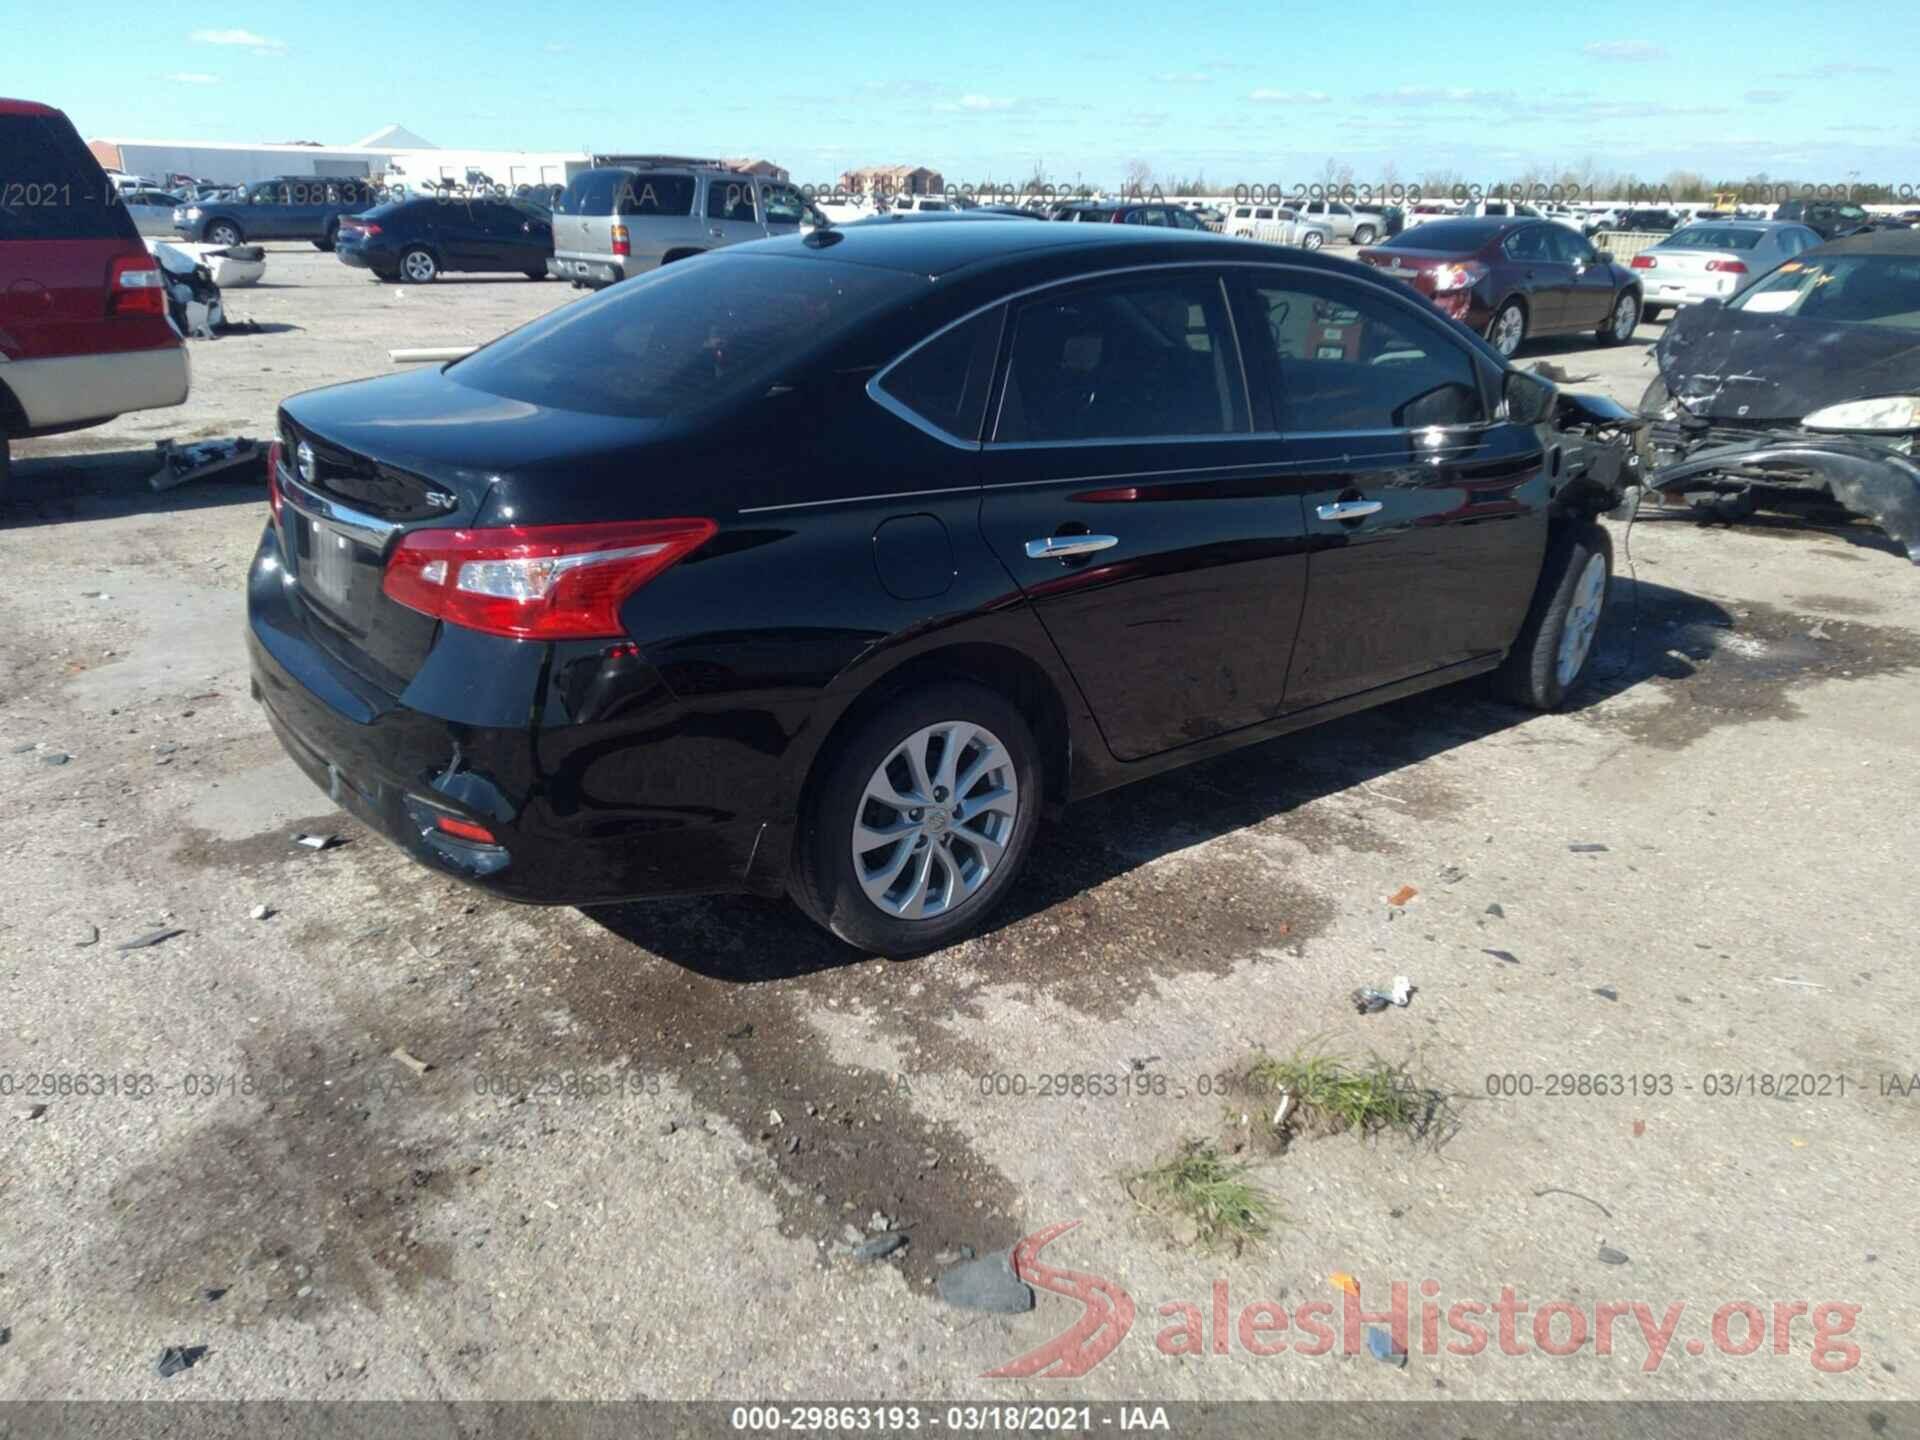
[
  {"x1": 108, "y1": 254, "x2": 167, "y2": 317},
  {"x1": 611, "y1": 223, "x2": 631, "y2": 257},
  {"x1": 382, "y1": 518, "x2": 717, "y2": 639},
  {"x1": 266, "y1": 441, "x2": 285, "y2": 527},
  {"x1": 434, "y1": 814, "x2": 498, "y2": 844},
  {"x1": 1630, "y1": 254, "x2": 1656, "y2": 269}
]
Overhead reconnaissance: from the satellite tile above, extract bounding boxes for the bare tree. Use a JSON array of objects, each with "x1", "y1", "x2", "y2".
[{"x1": 1122, "y1": 157, "x2": 1154, "y2": 200}]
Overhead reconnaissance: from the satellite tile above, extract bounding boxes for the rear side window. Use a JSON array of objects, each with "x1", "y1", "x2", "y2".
[
  {"x1": 705, "y1": 179, "x2": 757, "y2": 222},
  {"x1": 0, "y1": 112, "x2": 131, "y2": 241},
  {"x1": 1240, "y1": 274, "x2": 1485, "y2": 431},
  {"x1": 449, "y1": 254, "x2": 917, "y2": 419},
  {"x1": 618, "y1": 174, "x2": 695, "y2": 216},
  {"x1": 995, "y1": 275, "x2": 1245, "y2": 443},
  {"x1": 874, "y1": 307, "x2": 1005, "y2": 443}
]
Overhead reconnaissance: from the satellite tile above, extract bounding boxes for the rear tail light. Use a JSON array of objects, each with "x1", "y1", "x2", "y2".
[
  {"x1": 266, "y1": 441, "x2": 285, "y2": 528},
  {"x1": 1430, "y1": 261, "x2": 1488, "y2": 293},
  {"x1": 1705, "y1": 258, "x2": 1747, "y2": 274},
  {"x1": 381, "y1": 519, "x2": 717, "y2": 639},
  {"x1": 107, "y1": 254, "x2": 167, "y2": 317},
  {"x1": 611, "y1": 223, "x2": 631, "y2": 257},
  {"x1": 346, "y1": 221, "x2": 379, "y2": 236},
  {"x1": 1630, "y1": 254, "x2": 1656, "y2": 269}
]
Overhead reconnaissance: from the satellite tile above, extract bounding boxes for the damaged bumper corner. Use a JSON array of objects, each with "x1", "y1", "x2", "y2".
[
  {"x1": 1647, "y1": 433, "x2": 1920, "y2": 563},
  {"x1": 1549, "y1": 390, "x2": 1653, "y2": 516}
]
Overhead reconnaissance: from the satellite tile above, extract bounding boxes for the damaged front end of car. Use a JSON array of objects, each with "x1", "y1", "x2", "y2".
[
  {"x1": 1505, "y1": 366, "x2": 1654, "y2": 519},
  {"x1": 1638, "y1": 281, "x2": 1920, "y2": 562}
]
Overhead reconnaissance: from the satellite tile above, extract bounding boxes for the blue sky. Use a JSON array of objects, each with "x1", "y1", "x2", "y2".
[{"x1": 18, "y1": 0, "x2": 1919, "y2": 193}]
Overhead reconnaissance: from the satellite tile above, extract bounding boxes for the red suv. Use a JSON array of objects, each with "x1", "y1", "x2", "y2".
[{"x1": 1, "y1": 98, "x2": 189, "y2": 497}]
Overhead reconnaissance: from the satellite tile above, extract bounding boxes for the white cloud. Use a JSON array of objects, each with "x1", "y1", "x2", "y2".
[
  {"x1": 1249, "y1": 88, "x2": 1330, "y2": 103},
  {"x1": 166, "y1": 71, "x2": 221, "y2": 85},
  {"x1": 190, "y1": 27, "x2": 287, "y2": 54},
  {"x1": 1582, "y1": 40, "x2": 1667, "y2": 62}
]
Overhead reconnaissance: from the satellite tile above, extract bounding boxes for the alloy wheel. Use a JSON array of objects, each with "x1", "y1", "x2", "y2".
[
  {"x1": 851, "y1": 721, "x2": 1019, "y2": 920},
  {"x1": 1555, "y1": 552, "x2": 1608, "y2": 688},
  {"x1": 1491, "y1": 304, "x2": 1525, "y2": 357},
  {"x1": 1613, "y1": 292, "x2": 1639, "y2": 341},
  {"x1": 403, "y1": 250, "x2": 436, "y2": 282}
]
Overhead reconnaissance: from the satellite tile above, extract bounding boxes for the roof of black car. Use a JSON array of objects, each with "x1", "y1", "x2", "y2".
[
  {"x1": 1811, "y1": 227, "x2": 1920, "y2": 256},
  {"x1": 753, "y1": 218, "x2": 1305, "y2": 278}
]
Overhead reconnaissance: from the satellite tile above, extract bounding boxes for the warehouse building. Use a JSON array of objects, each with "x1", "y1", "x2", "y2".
[{"x1": 87, "y1": 125, "x2": 585, "y2": 191}]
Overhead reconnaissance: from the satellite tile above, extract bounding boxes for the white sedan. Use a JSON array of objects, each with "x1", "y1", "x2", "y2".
[{"x1": 1629, "y1": 220, "x2": 1825, "y2": 321}]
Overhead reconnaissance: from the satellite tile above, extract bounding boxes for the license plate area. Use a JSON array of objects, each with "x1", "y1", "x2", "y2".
[{"x1": 288, "y1": 507, "x2": 379, "y2": 629}]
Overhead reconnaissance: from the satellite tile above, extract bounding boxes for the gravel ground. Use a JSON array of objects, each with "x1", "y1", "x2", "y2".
[{"x1": 1, "y1": 246, "x2": 1915, "y2": 1407}]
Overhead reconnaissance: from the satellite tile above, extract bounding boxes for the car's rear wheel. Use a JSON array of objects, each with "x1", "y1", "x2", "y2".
[
  {"x1": 314, "y1": 223, "x2": 337, "y2": 252},
  {"x1": 1487, "y1": 298, "x2": 1527, "y2": 358},
  {"x1": 791, "y1": 682, "x2": 1042, "y2": 955},
  {"x1": 1601, "y1": 290, "x2": 1640, "y2": 344},
  {"x1": 1494, "y1": 522, "x2": 1613, "y2": 711},
  {"x1": 206, "y1": 221, "x2": 242, "y2": 247},
  {"x1": 1300, "y1": 231, "x2": 1325, "y2": 250},
  {"x1": 1352, "y1": 224, "x2": 1376, "y2": 244},
  {"x1": 400, "y1": 247, "x2": 438, "y2": 283}
]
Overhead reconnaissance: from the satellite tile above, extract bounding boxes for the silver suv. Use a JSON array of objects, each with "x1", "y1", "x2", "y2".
[
  {"x1": 547, "y1": 164, "x2": 821, "y2": 287},
  {"x1": 1293, "y1": 198, "x2": 1386, "y2": 244}
]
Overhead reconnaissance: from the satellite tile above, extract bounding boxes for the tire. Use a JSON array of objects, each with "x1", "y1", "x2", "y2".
[
  {"x1": 790, "y1": 681, "x2": 1043, "y2": 956},
  {"x1": 1487, "y1": 297, "x2": 1527, "y2": 358},
  {"x1": 1300, "y1": 231, "x2": 1325, "y2": 251},
  {"x1": 314, "y1": 224, "x2": 337, "y2": 253},
  {"x1": 1600, "y1": 289, "x2": 1640, "y2": 344},
  {"x1": 1352, "y1": 224, "x2": 1376, "y2": 245},
  {"x1": 206, "y1": 221, "x2": 243, "y2": 247},
  {"x1": 1494, "y1": 523, "x2": 1613, "y2": 711},
  {"x1": 1641, "y1": 303, "x2": 1665, "y2": 324},
  {"x1": 524, "y1": 269, "x2": 547, "y2": 281},
  {"x1": 400, "y1": 247, "x2": 438, "y2": 283}
]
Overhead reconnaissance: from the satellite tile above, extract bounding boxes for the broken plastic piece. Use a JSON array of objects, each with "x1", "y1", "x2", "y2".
[
  {"x1": 294, "y1": 833, "x2": 340, "y2": 850},
  {"x1": 1386, "y1": 884, "x2": 1419, "y2": 907}
]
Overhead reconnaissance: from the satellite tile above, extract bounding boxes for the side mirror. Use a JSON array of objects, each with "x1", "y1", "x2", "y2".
[{"x1": 1503, "y1": 368, "x2": 1556, "y2": 425}]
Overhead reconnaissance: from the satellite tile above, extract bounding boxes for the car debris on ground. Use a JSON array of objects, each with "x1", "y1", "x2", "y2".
[{"x1": 147, "y1": 437, "x2": 264, "y2": 494}]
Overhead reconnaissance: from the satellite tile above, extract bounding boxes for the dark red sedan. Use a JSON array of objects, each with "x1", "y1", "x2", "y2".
[{"x1": 1358, "y1": 218, "x2": 1643, "y2": 358}]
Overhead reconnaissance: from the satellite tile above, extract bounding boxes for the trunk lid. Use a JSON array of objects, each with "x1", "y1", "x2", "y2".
[
  {"x1": 275, "y1": 365, "x2": 672, "y2": 690},
  {"x1": 1357, "y1": 247, "x2": 1451, "y2": 298}
]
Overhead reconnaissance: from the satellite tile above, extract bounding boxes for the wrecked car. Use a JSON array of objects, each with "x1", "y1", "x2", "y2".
[
  {"x1": 1641, "y1": 228, "x2": 1920, "y2": 561},
  {"x1": 250, "y1": 224, "x2": 1648, "y2": 954}
]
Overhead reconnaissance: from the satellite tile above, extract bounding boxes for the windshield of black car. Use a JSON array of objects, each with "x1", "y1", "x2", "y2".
[
  {"x1": 1665, "y1": 226, "x2": 1762, "y2": 249},
  {"x1": 448, "y1": 253, "x2": 918, "y2": 419},
  {"x1": 1729, "y1": 254, "x2": 1920, "y2": 327},
  {"x1": 1384, "y1": 220, "x2": 1502, "y2": 250}
]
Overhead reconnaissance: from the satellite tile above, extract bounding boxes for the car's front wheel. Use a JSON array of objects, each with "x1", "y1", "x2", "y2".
[
  {"x1": 1494, "y1": 522, "x2": 1613, "y2": 711},
  {"x1": 1300, "y1": 231, "x2": 1324, "y2": 250},
  {"x1": 400, "y1": 247, "x2": 438, "y2": 283},
  {"x1": 206, "y1": 221, "x2": 243, "y2": 247},
  {"x1": 791, "y1": 681, "x2": 1042, "y2": 955}
]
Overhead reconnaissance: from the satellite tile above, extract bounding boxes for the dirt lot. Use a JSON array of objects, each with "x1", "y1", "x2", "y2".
[{"x1": 2, "y1": 245, "x2": 1915, "y2": 1408}]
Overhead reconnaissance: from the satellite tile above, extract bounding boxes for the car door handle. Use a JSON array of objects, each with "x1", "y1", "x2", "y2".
[
  {"x1": 710, "y1": 226, "x2": 726, "y2": 238},
  {"x1": 1025, "y1": 534, "x2": 1118, "y2": 559},
  {"x1": 1316, "y1": 499, "x2": 1383, "y2": 521}
]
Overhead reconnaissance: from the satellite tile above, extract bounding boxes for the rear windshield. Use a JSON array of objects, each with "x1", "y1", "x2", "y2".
[
  {"x1": 448, "y1": 253, "x2": 917, "y2": 419},
  {"x1": 0, "y1": 112, "x2": 132, "y2": 241},
  {"x1": 1665, "y1": 226, "x2": 1762, "y2": 250},
  {"x1": 1385, "y1": 219, "x2": 1501, "y2": 249},
  {"x1": 1729, "y1": 254, "x2": 1920, "y2": 328}
]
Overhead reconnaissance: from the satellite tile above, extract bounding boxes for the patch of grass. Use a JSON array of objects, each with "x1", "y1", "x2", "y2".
[
  {"x1": 1242, "y1": 1047, "x2": 1442, "y2": 1145},
  {"x1": 1129, "y1": 1139, "x2": 1275, "y2": 1250}
]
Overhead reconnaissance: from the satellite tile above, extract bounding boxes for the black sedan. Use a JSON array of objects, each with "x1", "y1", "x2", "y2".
[
  {"x1": 251, "y1": 221, "x2": 1637, "y2": 954},
  {"x1": 335, "y1": 196, "x2": 553, "y2": 282}
]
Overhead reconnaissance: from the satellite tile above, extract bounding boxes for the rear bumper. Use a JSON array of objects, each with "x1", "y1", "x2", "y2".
[
  {"x1": 547, "y1": 255, "x2": 624, "y2": 286},
  {"x1": 245, "y1": 523, "x2": 782, "y2": 902},
  {"x1": 1641, "y1": 274, "x2": 1739, "y2": 308},
  {"x1": 0, "y1": 343, "x2": 189, "y2": 431}
]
